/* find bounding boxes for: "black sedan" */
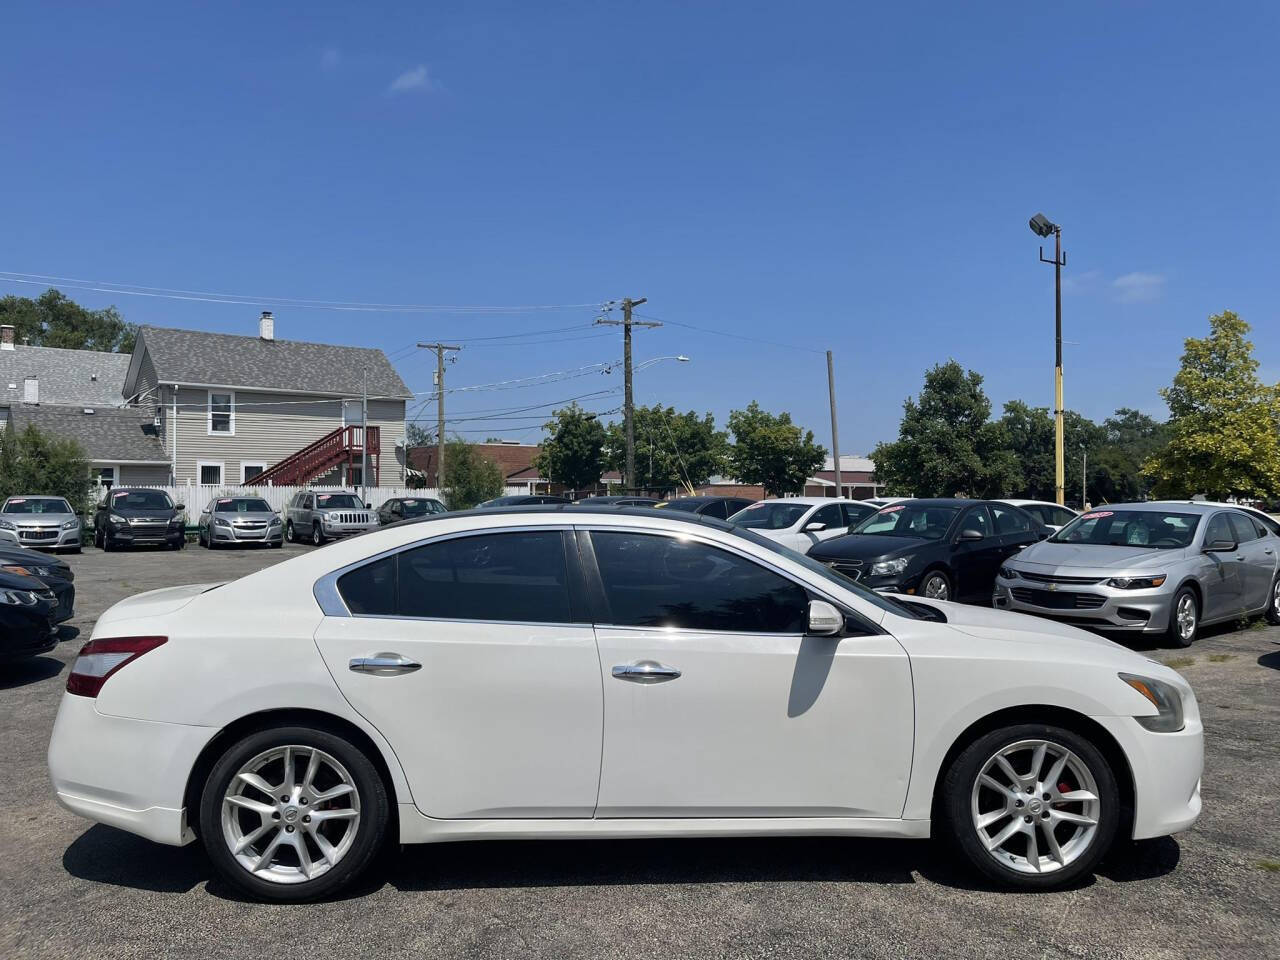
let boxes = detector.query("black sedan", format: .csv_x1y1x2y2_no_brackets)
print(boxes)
476,495,572,508
808,499,1047,603
653,495,755,520
0,544,74,624
0,567,59,663
377,497,447,524
572,496,660,507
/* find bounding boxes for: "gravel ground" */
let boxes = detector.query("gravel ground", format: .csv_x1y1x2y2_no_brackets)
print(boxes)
1,543,1277,959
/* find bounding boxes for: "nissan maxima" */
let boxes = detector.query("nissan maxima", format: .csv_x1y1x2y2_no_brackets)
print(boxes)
49,506,1202,901
994,502,1280,646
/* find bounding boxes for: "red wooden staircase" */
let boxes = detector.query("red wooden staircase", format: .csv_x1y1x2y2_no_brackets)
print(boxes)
243,425,380,487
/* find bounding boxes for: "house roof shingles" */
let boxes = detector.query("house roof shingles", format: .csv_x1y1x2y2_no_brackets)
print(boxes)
132,326,412,399
8,404,167,463
0,345,130,407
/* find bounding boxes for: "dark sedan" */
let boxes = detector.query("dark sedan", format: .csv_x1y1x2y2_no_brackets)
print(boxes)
0,567,59,663
572,496,660,507
0,544,75,623
378,497,448,524
476,495,572,508
808,499,1047,603
653,495,755,520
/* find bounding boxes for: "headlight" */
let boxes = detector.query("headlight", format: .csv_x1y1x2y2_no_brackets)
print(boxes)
170,517,184,527
269,516,282,526
0,519,15,530
109,514,127,525
870,557,910,577
1106,574,1167,590
214,518,231,527
0,589,39,606
998,565,1018,580
61,519,80,530
1119,673,1185,732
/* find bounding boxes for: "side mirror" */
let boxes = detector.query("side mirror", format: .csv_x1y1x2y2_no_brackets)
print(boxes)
1204,538,1237,553
803,521,827,532
365,501,372,509
174,503,185,510
958,528,984,542
807,598,844,637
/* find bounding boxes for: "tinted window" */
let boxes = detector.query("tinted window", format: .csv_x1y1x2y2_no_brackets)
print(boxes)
109,489,174,511
728,499,753,514
1227,513,1258,544
960,506,992,536
591,531,808,633
810,504,843,529
701,500,729,519
854,503,958,539
659,499,704,513
1051,507,1077,527
730,501,810,529
842,502,874,527
337,555,396,615
991,503,1033,535
1205,514,1234,546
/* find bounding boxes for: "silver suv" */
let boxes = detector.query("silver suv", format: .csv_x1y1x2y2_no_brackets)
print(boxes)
284,491,377,546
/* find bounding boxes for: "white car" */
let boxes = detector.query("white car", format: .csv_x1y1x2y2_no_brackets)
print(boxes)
48,506,1203,901
865,496,912,509
727,497,877,553
998,499,1080,532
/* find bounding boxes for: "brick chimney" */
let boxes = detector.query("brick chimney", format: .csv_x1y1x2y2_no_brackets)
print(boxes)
259,311,275,341
0,324,14,350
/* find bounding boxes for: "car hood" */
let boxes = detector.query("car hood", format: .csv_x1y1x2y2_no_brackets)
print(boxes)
94,582,224,633
2,513,75,523
810,534,927,561
1014,540,1182,571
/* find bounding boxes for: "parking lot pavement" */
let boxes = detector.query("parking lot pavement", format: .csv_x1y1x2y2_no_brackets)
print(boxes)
1,545,1278,959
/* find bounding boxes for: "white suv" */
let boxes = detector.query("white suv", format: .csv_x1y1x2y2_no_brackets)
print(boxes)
727,497,876,553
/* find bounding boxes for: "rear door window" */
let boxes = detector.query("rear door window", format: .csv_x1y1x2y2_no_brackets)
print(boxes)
991,503,1033,535
809,504,843,530
1228,513,1259,543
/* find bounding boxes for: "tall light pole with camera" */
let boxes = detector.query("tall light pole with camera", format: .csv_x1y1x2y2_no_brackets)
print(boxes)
1030,212,1066,505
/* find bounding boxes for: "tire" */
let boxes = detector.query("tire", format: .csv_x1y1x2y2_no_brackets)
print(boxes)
921,569,953,602
1266,576,1280,626
94,527,103,549
285,520,295,543
1166,586,1199,648
198,725,389,903
311,522,325,547
940,722,1119,890
102,532,115,553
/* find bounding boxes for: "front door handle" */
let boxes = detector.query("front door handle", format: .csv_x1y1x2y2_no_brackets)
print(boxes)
612,660,682,684
349,653,422,676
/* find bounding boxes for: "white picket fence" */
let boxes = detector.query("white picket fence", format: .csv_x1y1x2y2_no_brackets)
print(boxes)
124,483,525,515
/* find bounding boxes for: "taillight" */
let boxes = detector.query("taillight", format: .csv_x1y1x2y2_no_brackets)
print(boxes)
66,636,167,697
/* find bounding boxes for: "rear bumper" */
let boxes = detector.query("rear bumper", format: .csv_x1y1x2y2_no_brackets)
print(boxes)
47,693,217,846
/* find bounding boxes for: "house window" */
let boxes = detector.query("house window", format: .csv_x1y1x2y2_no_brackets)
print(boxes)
208,391,234,435
241,462,267,483
91,466,116,489
198,461,224,486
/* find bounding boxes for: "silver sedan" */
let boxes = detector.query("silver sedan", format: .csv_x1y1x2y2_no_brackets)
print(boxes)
0,496,83,552
993,501,1280,647
198,496,284,549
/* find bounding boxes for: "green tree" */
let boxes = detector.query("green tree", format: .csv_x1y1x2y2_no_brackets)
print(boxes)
405,421,433,447
1145,311,1280,500
726,401,825,497
872,361,1019,498
603,406,728,494
1091,408,1169,503
0,423,94,515
440,440,505,509
0,288,136,352
994,401,1106,503
535,403,606,492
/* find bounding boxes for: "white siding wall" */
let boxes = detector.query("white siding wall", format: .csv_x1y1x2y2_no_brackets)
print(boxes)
160,386,405,486
121,484,523,516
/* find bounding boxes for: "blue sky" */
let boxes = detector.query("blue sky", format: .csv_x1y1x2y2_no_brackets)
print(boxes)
3,1,1277,454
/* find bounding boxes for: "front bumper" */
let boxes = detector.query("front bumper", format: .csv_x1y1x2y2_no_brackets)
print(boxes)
1095,714,1204,839
49,582,75,623
209,523,283,544
993,578,1174,633
47,693,218,846
322,523,378,538
0,526,82,549
0,609,58,661
107,524,184,547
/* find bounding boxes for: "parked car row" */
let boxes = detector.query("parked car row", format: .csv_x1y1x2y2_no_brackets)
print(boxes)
0,540,75,662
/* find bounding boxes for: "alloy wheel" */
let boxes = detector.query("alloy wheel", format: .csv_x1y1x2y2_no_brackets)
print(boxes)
1176,593,1197,643
923,574,950,600
220,745,361,885
970,738,1100,874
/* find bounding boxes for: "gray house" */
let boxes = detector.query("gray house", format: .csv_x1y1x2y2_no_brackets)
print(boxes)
122,313,412,487
0,324,168,485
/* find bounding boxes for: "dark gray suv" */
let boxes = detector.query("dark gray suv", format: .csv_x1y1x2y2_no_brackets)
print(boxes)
93,488,186,551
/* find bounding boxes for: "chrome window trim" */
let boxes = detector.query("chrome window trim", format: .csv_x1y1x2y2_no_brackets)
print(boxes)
312,524,575,618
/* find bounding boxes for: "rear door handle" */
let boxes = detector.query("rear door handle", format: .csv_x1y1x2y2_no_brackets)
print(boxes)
349,653,422,676
612,660,682,684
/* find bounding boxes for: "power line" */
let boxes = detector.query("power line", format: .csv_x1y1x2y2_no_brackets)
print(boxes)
633,311,824,355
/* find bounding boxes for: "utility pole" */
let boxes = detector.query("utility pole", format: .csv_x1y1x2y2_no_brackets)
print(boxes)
1080,444,1088,510
417,343,461,493
826,350,841,498
360,370,368,502
596,298,658,492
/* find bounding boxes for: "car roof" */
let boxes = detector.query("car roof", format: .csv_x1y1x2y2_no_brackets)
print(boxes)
1087,501,1227,515
752,497,855,507
396,502,738,532
999,499,1075,509
888,498,991,508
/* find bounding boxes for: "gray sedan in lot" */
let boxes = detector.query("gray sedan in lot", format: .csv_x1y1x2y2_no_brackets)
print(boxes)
197,496,284,548
994,501,1280,647
0,496,82,552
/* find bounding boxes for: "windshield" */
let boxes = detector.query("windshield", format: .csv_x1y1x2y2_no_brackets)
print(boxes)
730,526,920,620
316,494,363,509
851,503,958,540
729,501,811,529
212,498,273,513
3,498,73,514
110,490,174,511
1050,509,1200,549
400,499,445,517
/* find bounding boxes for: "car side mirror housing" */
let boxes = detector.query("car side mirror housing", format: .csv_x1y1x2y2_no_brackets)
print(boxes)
807,598,844,637
1204,538,1237,553
803,521,827,532
958,528,984,542
365,501,372,509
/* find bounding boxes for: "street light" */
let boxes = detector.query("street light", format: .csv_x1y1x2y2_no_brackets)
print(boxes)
1030,212,1067,505
1079,442,1087,510
634,355,690,372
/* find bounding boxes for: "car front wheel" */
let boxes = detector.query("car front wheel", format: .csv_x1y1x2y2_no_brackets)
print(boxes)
921,570,952,601
198,726,389,903
311,523,324,547
1167,587,1199,648
940,723,1118,889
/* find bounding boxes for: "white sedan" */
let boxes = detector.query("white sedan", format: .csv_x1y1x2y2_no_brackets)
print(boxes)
727,497,877,553
48,506,1203,901
998,499,1080,532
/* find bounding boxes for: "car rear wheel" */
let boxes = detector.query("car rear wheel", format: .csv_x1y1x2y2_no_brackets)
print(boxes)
1167,587,1198,648
1266,576,1280,626
311,523,324,547
921,570,952,601
198,726,389,903
940,723,1118,889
